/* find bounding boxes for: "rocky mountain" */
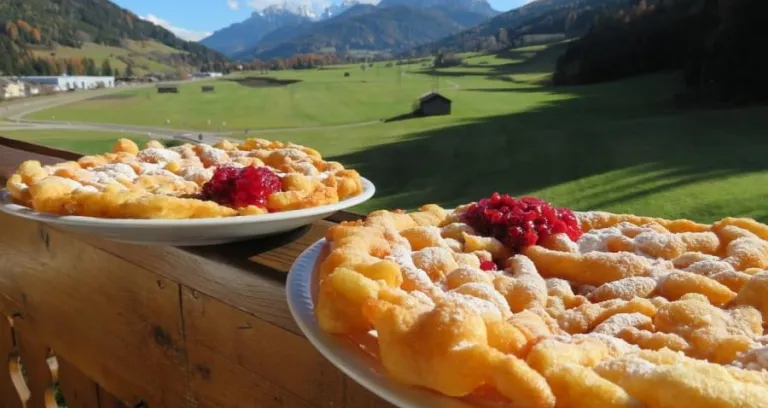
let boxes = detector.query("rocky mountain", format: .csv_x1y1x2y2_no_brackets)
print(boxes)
412,0,632,54
379,0,499,17
232,0,498,60
201,6,314,57
321,0,365,19
0,0,224,76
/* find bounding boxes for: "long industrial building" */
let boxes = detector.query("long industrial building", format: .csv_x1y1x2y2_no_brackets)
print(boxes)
19,76,115,91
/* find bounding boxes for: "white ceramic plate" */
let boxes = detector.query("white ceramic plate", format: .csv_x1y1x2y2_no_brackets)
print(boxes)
286,239,477,408
0,178,374,246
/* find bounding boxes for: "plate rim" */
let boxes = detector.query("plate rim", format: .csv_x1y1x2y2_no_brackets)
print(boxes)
0,177,374,227
286,239,476,408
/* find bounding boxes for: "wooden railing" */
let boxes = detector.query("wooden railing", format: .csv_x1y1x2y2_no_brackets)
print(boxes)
0,136,384,408
0,314,127,408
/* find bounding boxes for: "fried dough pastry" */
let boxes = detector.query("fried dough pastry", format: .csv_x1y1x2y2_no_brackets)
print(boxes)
595,350,768,408
6,138,364,218
315,199,768,407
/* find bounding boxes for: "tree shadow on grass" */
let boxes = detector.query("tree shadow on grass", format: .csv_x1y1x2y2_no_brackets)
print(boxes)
384,112,422,123
329,75,768,220
417,43,571,82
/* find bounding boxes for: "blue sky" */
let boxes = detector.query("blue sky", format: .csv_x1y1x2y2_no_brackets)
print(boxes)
112,0,529,41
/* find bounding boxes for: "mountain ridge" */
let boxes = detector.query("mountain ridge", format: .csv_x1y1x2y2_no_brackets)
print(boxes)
411,0,632,54
200,8,313,57
204,0,498,59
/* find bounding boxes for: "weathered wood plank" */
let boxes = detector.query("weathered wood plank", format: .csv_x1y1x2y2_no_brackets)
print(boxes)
97,386,128,408
57,357,100,408
187,344,315,408
0,315,23,408
182,288,349,408
0,214,188,408
14,325,55,408
0,137,81,162
345,379,396,408
74,222,332,337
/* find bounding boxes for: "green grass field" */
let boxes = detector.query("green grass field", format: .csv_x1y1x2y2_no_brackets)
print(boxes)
31,40,189,76
2,130,149,155
14,44,768,222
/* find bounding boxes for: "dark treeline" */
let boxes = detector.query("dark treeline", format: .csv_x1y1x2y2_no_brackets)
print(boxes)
245,53,354,71
553,0,768,104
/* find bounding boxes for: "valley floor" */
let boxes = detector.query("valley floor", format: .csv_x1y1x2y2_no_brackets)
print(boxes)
7,44,768,222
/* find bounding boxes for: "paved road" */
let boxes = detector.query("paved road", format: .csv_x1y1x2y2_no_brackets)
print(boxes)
0,80,386,146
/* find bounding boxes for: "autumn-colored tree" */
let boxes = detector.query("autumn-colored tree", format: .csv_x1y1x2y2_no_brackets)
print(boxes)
32,28,42,43
5,21,19,41
70,57,85,75
55,59,67,76
16,20,33,34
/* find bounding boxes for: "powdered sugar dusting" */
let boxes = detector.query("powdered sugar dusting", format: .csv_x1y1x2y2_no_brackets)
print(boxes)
386,244,434,291
579,333,640,354
734,346,768,371
137,148,181,163
597,356,657,377
413,247,455,274
74,185,99,194
686,260,735,277
578,227,624,253
592,313,652,336
136,162,167,175
451,282,511,318
292,161,320,177
179,167,214,184
441,291,503,322
591,277,657,301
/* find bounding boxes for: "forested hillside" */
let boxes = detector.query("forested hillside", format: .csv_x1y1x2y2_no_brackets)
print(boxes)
412,0,632,54
0,0,225,75
553,0,768,103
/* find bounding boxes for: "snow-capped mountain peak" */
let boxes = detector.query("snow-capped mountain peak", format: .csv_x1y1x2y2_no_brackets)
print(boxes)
321,0,362,20
259,2,320,20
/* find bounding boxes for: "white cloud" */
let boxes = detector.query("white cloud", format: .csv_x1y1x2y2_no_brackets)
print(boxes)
141,14,212,42
228,0,240,10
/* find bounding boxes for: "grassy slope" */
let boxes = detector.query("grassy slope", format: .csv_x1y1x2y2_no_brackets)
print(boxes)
1,130,149,155
31,40,188,76
20,43,768,222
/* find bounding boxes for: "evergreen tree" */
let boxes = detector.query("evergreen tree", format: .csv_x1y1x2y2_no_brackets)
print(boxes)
125,64,134,77
101,59,113,76
65,59,75,76
84,58,98,76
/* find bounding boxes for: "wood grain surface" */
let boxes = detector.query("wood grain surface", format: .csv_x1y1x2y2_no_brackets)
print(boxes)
0,315,24,408
14,325,56,408
57,357,102,408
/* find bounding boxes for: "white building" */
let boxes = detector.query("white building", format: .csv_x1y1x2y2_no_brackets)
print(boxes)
192,72,223,78
20,76,115,92
0,78,26,99
26,85,40,96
